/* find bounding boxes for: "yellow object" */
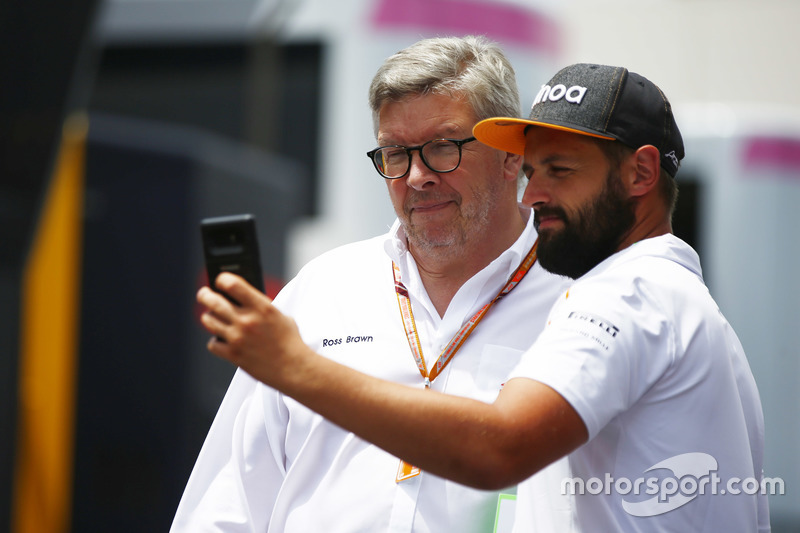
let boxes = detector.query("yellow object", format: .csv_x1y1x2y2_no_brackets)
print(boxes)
13,113,88,533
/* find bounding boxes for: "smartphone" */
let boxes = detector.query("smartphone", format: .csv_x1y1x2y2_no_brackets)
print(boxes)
201,214,265,305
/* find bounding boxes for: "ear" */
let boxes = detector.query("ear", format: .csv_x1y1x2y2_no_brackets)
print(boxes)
502,151,523,183
628,145,661,198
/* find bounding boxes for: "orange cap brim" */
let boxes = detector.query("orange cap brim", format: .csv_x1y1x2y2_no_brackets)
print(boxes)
473,117,616,155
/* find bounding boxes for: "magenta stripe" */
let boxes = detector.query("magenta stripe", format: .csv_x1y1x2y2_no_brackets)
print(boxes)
743,136,800,176
370,0,560,55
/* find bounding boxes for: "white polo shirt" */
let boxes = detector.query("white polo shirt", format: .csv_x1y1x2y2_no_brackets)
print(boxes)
172,211,577,532
510,234,770,532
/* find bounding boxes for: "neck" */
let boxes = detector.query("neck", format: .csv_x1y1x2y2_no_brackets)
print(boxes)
616,200,672,253
410,206,528,317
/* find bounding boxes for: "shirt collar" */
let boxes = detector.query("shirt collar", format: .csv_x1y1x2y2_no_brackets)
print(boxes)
580,233,703,284
383,218,409,265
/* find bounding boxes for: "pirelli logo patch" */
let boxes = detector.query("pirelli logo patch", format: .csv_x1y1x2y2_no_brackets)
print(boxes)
566,311,619,351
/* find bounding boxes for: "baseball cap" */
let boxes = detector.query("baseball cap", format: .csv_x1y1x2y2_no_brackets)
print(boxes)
473,63,684,177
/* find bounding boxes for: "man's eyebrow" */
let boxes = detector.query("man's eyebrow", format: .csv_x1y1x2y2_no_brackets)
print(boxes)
541,154,573,165
378,127,466,146
524,154,573,170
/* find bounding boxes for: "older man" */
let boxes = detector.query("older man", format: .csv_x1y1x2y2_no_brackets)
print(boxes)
175,36,573,532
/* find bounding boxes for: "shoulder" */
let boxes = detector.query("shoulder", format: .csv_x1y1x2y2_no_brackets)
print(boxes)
538,235,707,362
568,234,703,308
295,232,391,278
274,232,393,307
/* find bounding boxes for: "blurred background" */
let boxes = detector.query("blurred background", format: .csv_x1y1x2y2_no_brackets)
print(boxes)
1,0,798,531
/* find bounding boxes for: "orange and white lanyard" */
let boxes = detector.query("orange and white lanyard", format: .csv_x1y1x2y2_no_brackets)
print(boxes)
391,239,538,482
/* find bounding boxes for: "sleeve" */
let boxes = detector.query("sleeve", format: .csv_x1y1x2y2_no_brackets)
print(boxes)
509,272,675,439
169,263,321,531
170,369,289,532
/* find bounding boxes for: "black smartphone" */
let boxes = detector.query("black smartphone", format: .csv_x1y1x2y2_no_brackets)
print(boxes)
201,214,265,304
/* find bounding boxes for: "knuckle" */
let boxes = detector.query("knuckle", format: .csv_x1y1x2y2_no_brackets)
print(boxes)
238,314,261,336
226,328,243,345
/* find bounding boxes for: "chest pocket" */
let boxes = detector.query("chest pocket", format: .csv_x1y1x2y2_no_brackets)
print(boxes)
473,344,525,402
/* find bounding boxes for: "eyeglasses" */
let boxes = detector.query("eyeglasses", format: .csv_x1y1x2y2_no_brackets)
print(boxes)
366,137,477,179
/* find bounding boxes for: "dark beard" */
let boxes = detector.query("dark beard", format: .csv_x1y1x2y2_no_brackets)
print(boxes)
535,171,636,279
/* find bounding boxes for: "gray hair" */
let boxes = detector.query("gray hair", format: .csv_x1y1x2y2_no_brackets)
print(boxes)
368,35,521,136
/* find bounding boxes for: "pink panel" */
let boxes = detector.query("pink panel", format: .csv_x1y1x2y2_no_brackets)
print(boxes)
743,136,800,176
370,0,560,56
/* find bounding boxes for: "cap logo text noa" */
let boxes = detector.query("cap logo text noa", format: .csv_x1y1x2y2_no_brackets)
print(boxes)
532,83,587,108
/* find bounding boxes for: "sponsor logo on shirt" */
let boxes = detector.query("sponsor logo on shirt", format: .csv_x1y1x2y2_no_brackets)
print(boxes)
565,311,619,351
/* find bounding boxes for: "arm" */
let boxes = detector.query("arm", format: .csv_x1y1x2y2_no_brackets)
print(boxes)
198,272,588,490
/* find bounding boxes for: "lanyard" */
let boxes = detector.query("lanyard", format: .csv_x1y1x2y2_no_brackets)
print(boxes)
391,239,538,483
392,239,539,389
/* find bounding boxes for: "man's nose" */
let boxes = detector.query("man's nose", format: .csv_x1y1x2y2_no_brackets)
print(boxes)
405,152,439,190
521,174,549,207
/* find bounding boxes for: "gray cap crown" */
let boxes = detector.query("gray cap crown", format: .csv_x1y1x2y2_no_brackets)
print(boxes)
529,63,684,176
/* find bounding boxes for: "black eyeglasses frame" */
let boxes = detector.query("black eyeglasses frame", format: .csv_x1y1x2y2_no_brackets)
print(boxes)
366,136,477,179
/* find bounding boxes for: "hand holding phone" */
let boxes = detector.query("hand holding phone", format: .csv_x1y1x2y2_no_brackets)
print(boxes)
201,214,265,305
